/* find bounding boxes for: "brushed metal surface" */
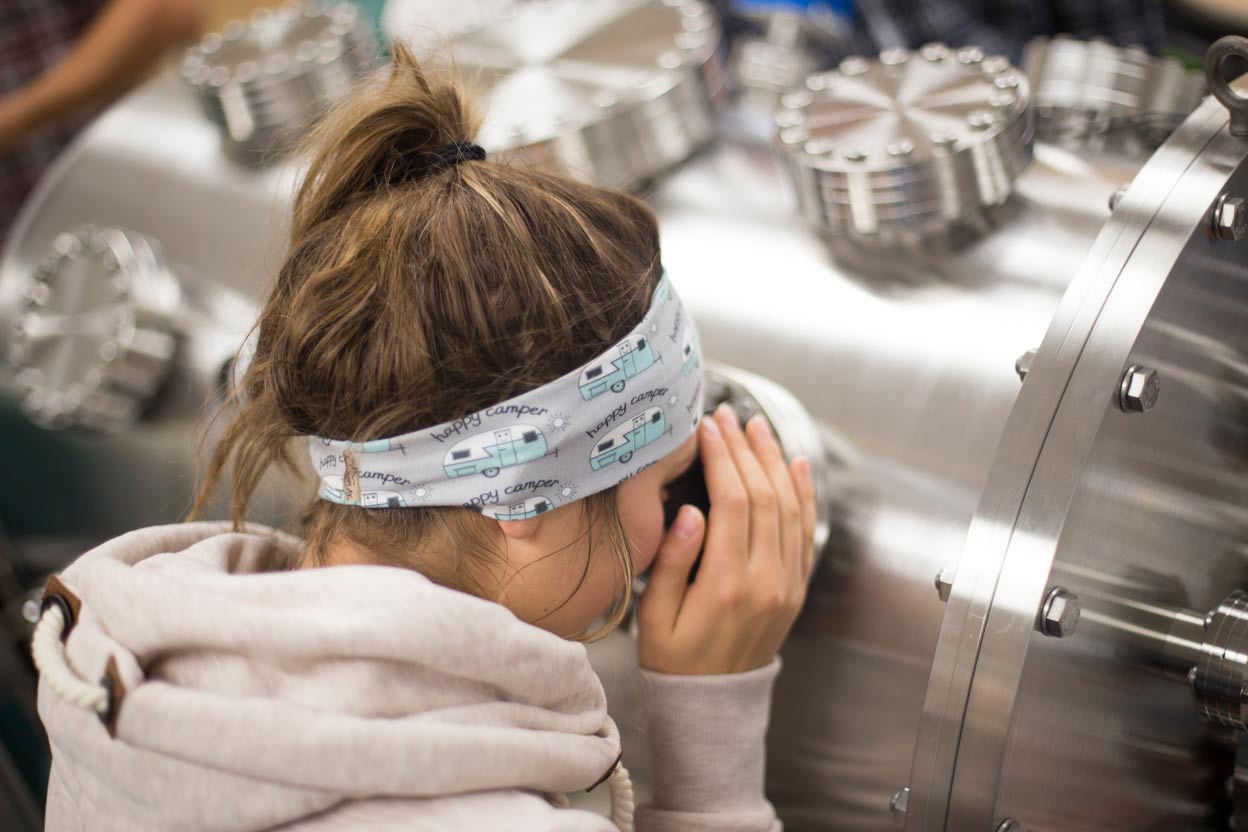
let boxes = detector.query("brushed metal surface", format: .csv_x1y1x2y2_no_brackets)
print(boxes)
906,78,1248,831
0,44,1142,832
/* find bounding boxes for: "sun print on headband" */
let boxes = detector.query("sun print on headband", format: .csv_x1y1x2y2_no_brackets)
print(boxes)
547,412,572,432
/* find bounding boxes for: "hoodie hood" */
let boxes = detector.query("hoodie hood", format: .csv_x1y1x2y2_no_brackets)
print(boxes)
39,522,620,831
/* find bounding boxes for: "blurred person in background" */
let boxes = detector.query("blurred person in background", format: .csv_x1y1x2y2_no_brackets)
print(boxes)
0,0,202,241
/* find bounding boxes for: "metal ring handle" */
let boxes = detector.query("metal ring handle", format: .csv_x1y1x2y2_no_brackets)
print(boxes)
1207,36,1248,138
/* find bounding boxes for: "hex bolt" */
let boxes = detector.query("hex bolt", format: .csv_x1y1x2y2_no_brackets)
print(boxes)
1117,364,1160,413
1015,348,1037,381
1213,194,1247,241
890,787,909,825
1041,587,1080,638
935,565,956,602
1108,185,1127,212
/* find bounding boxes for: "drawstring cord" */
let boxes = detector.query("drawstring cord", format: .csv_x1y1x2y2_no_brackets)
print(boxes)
608,763,635,832
30,606,110,714
34,603,637,831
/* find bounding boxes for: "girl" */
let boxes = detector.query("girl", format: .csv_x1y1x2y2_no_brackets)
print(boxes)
33,45,815,831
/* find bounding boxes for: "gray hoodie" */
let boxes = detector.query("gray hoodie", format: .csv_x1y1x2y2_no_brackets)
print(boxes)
38,523,781,831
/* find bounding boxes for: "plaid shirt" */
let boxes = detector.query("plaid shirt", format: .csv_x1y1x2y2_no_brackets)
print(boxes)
0,0,106,242
844,0,1165,62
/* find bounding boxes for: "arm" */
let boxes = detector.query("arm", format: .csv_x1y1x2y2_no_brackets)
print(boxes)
0,0,202,155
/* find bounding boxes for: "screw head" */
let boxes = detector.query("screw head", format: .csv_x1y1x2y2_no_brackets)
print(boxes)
996,820,1026,832
1213,194,1247,241
890,787,909,825
935,565,956,602
1041,587,1080,638
1108,185,1128,212
1015,348,1037,381
1118,364,1160,413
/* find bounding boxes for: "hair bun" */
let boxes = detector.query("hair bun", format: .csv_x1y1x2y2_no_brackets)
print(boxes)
373,137,486,188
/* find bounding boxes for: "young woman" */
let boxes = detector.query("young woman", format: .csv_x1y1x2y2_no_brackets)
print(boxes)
33,46,814,831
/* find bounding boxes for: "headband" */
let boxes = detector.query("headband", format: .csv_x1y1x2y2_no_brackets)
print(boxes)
307,274,704,520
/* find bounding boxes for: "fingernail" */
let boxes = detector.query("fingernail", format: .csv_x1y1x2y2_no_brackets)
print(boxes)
701,417,720,438
750,414,772,438
715,402,735,421
673,506,698,540
795,457,811,478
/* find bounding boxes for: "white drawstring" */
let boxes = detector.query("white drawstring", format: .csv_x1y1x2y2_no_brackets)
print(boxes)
30,606,109,715
608,763,635,832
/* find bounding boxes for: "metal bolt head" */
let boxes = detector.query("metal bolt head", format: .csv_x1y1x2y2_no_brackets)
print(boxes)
1213,194,1247,241
1041,587,1080,638
1118,364,1160,413
890,787,909,825
935,565,956,602
1108,185,1128,212
1015,348,1037,381
996,820,1026,832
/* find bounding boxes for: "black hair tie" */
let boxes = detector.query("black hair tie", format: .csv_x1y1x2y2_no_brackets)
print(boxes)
373,137,488,189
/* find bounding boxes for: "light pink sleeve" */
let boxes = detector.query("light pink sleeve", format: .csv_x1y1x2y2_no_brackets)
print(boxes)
635,658,783,832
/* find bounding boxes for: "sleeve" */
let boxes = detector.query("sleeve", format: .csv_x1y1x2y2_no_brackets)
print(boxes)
634,658,783,832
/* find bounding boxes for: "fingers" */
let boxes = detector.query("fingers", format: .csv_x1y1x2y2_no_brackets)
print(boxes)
712,406,779,567
791,457,817,583
695,413,749,577
637,505,706,634
745,414,801,581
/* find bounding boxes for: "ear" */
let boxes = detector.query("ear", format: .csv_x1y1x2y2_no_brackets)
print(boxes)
496,517,542,540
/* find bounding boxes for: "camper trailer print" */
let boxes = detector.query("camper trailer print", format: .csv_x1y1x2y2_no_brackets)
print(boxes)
486,496,554,521
590,407,666,471
579,333,656,400
681,325,700,376
320,476,409,507
443,425,548,479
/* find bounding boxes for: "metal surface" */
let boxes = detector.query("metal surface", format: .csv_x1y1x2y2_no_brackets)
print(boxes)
392,0,727,189
1023,36,1206,151
183,2,377,157
0,18,1173,832
1194,591,1248,732
775,45,1034,245
904,67,1248,832
7,226,180,432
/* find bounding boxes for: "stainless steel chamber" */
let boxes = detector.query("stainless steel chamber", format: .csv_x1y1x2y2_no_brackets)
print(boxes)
2,5,1244,831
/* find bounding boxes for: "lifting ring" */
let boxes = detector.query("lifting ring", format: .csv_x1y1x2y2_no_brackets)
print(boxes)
1207,36,1248,139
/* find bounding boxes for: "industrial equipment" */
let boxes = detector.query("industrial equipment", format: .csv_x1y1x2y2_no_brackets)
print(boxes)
1,2,1245,829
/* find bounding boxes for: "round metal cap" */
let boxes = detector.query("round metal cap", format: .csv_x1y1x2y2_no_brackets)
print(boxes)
183,2,377,157
398,0,725,189
8,226,181,432
776,43,1034,245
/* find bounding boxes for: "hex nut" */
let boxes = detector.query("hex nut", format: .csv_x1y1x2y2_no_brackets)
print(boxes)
890,787,909,825
1015,348,1037,381
1041,588,1080,638
935,566,956,602
1213,194,1247,241
1118,365,1160,413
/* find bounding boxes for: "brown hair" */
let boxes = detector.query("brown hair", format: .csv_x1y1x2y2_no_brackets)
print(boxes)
193,44,662,638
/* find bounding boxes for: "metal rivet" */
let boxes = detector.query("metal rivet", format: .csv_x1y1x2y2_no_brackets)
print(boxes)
1041,588,1080,638
658,51,683,69
957,46,985,65
1118,364,1160,413
996,820,1026,832
880,48,909,66
989,90,1018,109
780,91,813,110
843,147,868,162
803,138,837,156
1015,348,1037,381
993,73,1022,90
1212,194,1247,241
890,787,909,825
930,131,958,149
967,110,995,130
779,127,810,145
982,55,1010,73
886,139,915,157
920,42,950,61
806,72,837,91
935,566,956,602
774,108,804,128
840,56,870,76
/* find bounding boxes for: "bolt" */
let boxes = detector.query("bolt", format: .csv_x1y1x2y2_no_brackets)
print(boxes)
886,139,915,158
1188,666,1199,688
1041,588,1080,638
1108,185,1128,211
967,110,995,131
890,787,909,825
1212,194,1247,241
1117,365,1160,413
840,56,870,77
1015,348,1037,381
996,820,1026,832
935,565,956,602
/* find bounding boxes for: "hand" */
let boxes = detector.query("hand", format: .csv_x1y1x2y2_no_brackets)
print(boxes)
637,404,816,675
